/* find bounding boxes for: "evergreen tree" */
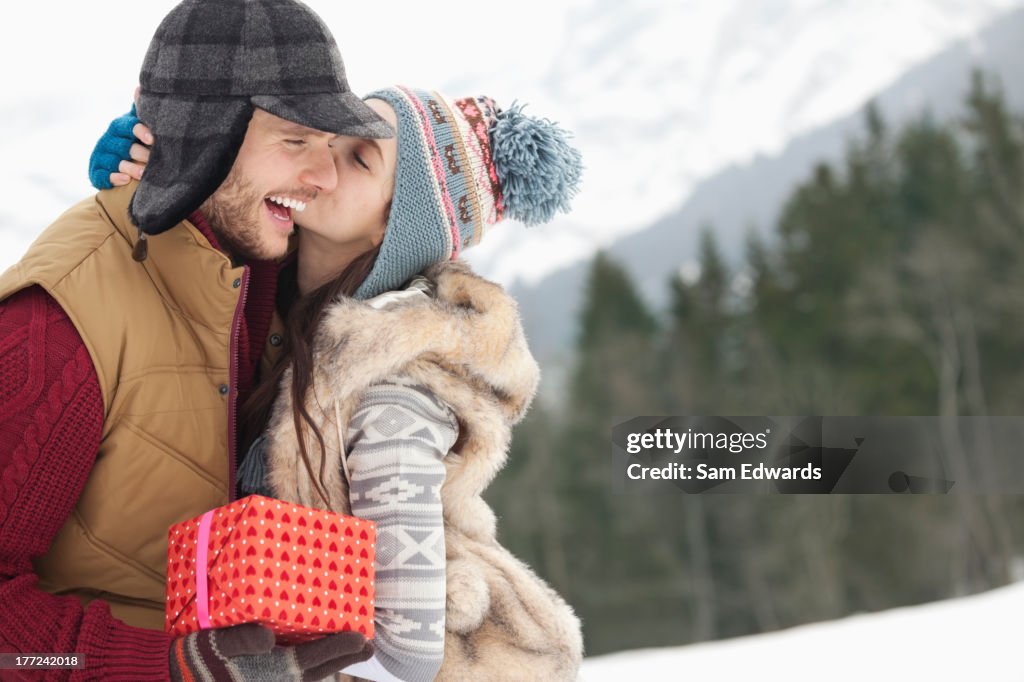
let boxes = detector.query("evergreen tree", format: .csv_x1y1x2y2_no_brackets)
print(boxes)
485,70,1024,657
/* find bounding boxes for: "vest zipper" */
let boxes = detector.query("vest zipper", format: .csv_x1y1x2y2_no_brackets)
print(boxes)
228,266,251,501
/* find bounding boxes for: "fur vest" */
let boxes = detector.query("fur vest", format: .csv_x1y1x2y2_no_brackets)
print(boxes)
264,259,583,681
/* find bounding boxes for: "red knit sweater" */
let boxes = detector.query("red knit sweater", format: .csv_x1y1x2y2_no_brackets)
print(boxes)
0,212,279,680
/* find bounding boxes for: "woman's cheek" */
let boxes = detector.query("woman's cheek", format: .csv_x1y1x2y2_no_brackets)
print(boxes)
299,199,332,232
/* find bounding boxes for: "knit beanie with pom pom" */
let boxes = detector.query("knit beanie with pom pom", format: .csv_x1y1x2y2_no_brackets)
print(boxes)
352,86,582,300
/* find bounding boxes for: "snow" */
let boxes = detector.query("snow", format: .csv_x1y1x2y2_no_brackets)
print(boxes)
1,1,1021,287
580,581,1024,681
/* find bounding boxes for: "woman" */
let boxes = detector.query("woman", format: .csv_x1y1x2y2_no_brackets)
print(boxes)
92,86,584,681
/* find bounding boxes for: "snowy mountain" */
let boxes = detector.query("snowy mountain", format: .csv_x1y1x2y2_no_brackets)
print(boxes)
510,4,1024,370
463,0,1024,287
581,579,1024,681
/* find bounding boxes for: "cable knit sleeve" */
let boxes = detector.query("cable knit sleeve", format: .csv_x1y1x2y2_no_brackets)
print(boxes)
0,285,172,681
337,379,457,682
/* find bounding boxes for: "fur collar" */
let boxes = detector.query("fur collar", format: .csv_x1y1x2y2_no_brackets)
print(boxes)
266,259,539,539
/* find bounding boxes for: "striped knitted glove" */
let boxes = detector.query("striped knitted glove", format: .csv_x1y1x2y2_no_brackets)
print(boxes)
169,622,373,682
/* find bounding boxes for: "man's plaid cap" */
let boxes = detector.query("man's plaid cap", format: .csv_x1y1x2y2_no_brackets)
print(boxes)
130,0,394,239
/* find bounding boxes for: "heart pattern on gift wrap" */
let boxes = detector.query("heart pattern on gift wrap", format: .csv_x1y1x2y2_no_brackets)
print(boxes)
165,495,376,644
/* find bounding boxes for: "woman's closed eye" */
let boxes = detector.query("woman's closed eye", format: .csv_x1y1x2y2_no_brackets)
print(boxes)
354,151,370,171
284,138,307,147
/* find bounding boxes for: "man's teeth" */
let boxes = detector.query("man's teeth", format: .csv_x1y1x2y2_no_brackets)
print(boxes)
267,196,307,213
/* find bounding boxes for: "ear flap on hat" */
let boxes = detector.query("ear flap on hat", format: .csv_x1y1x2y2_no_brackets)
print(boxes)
129,94,255,237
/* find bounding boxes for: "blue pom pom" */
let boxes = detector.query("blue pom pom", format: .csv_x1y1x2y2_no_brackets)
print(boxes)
490,104,582,226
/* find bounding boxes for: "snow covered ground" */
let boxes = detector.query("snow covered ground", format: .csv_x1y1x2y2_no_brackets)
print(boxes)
581,581,1024,681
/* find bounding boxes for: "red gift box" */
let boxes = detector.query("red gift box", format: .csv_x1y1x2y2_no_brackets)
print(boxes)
165,495,375,643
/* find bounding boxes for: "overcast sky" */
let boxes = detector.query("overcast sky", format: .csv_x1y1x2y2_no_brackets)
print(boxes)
1,1,577,111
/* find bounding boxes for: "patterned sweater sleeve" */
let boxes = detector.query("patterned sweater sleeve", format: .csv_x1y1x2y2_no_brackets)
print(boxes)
336,379,457,682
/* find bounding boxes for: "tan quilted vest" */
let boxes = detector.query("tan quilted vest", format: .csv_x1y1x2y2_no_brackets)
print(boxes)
0,183,279,630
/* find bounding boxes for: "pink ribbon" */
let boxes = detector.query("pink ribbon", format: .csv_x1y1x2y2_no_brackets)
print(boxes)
196,510,214,630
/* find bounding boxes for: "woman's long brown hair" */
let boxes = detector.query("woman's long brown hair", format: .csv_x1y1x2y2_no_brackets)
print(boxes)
241,241,382,509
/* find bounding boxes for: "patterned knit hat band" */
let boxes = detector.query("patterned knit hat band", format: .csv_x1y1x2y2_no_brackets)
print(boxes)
449,94,506,237
397,88,506,258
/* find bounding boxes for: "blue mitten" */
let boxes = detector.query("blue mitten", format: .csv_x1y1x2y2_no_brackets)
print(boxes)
88,105,141,190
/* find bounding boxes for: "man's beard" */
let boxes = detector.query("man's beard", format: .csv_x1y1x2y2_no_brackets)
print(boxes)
199,166,273,262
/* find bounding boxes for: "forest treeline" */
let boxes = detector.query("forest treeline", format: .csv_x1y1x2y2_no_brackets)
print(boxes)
486,71,1024,655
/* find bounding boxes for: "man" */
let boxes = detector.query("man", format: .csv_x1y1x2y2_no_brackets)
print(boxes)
0,1,392,679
